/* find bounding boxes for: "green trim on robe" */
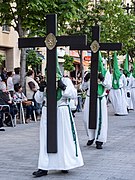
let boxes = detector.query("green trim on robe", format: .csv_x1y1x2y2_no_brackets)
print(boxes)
112,52,122,89
96,96,103,139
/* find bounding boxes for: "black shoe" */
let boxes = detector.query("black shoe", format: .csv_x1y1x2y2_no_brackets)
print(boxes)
114,114,121,116
0,128,5,131
61,170,69,174
33,169,48,177
87,139,94,146
4,121,13,127
96,144,103,149
96,141,103,149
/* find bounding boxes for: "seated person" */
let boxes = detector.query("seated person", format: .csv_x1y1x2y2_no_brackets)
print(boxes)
0,81,17,127
13,83,34,123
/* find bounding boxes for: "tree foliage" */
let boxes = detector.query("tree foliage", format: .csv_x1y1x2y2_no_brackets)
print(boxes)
63,55,75,71
66,0,135,58
0,0,134,86
0,54,5,66
26,50,42,68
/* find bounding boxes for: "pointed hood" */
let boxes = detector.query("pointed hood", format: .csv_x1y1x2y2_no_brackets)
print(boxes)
98,51,107,76
123,53,130,77
112,51,122,89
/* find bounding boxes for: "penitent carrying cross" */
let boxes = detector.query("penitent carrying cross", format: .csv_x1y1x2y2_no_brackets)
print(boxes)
70,25,122,130
18,14,87,153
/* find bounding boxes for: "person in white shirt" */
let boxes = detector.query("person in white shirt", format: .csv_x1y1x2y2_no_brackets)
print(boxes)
7,71,14,97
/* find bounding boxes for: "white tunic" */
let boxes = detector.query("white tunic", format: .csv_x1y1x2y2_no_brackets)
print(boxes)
125,75,134,110
109,74,128,115
131,75,135,110
83,70,112,143
34,77,84,170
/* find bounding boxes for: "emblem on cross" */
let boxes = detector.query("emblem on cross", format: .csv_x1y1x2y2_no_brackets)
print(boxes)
45,33,57,50
90,40,100,53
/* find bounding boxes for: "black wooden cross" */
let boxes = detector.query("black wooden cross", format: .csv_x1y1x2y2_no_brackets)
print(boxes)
70,25,122,129
18,14,87,153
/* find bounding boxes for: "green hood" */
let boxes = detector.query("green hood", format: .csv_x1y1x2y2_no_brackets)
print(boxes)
123,53,130,77
112,52,121,89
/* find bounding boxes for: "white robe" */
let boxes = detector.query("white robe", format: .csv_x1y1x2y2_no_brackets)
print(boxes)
34,77,84,170
82,70,112,143
125,75,133,110
109,74,128,115
131,75,135,110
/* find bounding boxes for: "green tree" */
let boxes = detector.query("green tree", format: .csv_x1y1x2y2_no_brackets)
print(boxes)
66,0,135,59
63,54,75,71
0,54,5,66
0,0,85,89
26,49,42,70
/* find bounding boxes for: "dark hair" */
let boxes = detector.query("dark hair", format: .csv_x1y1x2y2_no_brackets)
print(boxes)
7,71,13,77
26,69,34,76
14,67,20,74
14,83,21,92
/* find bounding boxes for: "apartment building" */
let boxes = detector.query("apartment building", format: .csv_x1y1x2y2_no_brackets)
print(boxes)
0,25,20,72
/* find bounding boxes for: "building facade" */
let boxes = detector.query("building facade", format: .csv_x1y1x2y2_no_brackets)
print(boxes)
0,25,20,72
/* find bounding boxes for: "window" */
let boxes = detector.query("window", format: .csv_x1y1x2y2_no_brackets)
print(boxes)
2,25,10,33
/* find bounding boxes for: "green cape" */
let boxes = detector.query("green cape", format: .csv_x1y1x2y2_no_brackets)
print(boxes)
98,51,107,96
56,57,63,101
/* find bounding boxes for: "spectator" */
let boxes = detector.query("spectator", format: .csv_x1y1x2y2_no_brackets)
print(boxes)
13,83,33,123
0,81,17,127
26,69,39,120
7,71,14,97
1,67,7,82
12,67,20,85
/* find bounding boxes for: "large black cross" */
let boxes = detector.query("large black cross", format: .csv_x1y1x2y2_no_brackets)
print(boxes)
70,26,122,129
18,14,87,153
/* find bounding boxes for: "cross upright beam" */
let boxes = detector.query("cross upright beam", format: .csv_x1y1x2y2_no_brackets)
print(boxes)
71,25,122,129
18,14,87,153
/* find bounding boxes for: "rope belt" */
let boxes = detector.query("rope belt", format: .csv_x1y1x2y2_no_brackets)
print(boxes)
58,104,78,157
96,96,103,139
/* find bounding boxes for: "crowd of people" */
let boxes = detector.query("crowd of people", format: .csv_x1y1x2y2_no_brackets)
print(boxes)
0,67,44,131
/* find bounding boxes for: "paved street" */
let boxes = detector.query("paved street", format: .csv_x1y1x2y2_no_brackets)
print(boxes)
0,103,135,180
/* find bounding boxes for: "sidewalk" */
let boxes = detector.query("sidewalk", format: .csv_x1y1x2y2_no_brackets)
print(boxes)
0,103,135,180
